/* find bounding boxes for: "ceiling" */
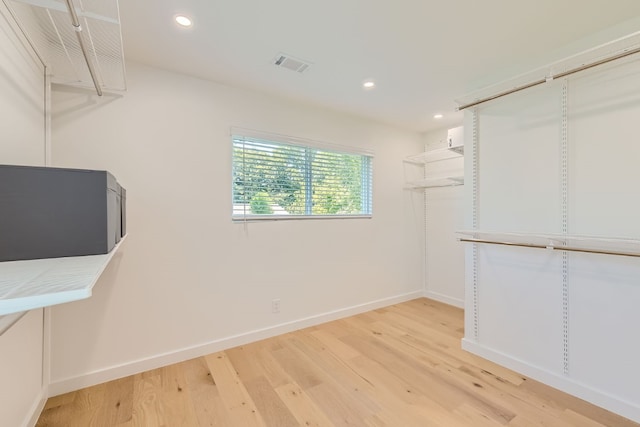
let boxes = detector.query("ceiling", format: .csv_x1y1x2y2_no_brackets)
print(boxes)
117,1,640,133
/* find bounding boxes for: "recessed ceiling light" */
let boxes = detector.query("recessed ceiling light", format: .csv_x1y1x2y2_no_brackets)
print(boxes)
434,114,444,119
363,80,376,89
175,15,193,27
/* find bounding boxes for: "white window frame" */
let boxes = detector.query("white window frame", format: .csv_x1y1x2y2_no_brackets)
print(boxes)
231,128,373,221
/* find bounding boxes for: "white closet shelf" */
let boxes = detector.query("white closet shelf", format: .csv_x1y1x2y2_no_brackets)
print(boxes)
405,176,464,189
9,0,126,93
0,235,126,316
404,147,464,165
404,146,464,189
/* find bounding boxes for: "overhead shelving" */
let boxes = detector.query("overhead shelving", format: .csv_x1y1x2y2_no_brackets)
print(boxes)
6,0,126,93
404,146,464,190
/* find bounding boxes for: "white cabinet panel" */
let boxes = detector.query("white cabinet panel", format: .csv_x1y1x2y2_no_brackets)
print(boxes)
569,252,640,406
477,245,564,373
478,84,562,233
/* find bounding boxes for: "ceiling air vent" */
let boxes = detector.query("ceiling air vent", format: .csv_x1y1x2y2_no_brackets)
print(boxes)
273,53,311,73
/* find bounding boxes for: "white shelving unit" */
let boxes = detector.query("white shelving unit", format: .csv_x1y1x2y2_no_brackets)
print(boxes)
8,0,127,93
404,147,464,165
405,176,464,189
0,236,126,320
404,147,464,189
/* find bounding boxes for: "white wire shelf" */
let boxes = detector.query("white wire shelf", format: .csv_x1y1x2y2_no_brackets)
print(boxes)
0,235,126,317
404,144,465,189
8,0,126,92
405,176,464,189
404,147,464,165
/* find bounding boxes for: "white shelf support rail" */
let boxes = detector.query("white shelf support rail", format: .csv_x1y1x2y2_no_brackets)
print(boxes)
560,79,570,375
470,108,479,341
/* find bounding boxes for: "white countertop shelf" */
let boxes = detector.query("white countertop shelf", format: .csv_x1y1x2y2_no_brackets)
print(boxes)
0,236,126,316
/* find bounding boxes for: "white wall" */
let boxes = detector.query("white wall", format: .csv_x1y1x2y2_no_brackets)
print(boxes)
420,129,465,307
0,3,45,165
0,311,45,426
0,2,47,426
462,59,640,423
49,61,424,393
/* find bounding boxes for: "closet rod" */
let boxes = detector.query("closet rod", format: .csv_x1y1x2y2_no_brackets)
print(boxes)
459,237,640,258
63,0,102,96
457,44,640,111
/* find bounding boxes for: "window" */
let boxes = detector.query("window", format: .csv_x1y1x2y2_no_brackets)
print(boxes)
232,132,373,220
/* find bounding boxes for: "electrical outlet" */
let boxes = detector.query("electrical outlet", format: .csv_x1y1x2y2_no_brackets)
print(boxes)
272,299,281,313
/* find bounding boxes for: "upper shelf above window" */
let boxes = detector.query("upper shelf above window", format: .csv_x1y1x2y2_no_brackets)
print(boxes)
8,0,126,92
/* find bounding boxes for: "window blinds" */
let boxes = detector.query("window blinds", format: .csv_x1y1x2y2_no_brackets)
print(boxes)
232,134,372,220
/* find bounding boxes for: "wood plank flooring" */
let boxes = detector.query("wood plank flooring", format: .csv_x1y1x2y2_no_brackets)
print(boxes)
36,298,639,426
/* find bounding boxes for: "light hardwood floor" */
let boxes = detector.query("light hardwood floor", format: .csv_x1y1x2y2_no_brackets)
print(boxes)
37,298,639,426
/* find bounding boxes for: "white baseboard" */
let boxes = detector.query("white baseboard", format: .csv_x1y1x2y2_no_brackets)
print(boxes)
49,290,423,396
24,385,47,427
423,290,464,308
462,338,640,424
